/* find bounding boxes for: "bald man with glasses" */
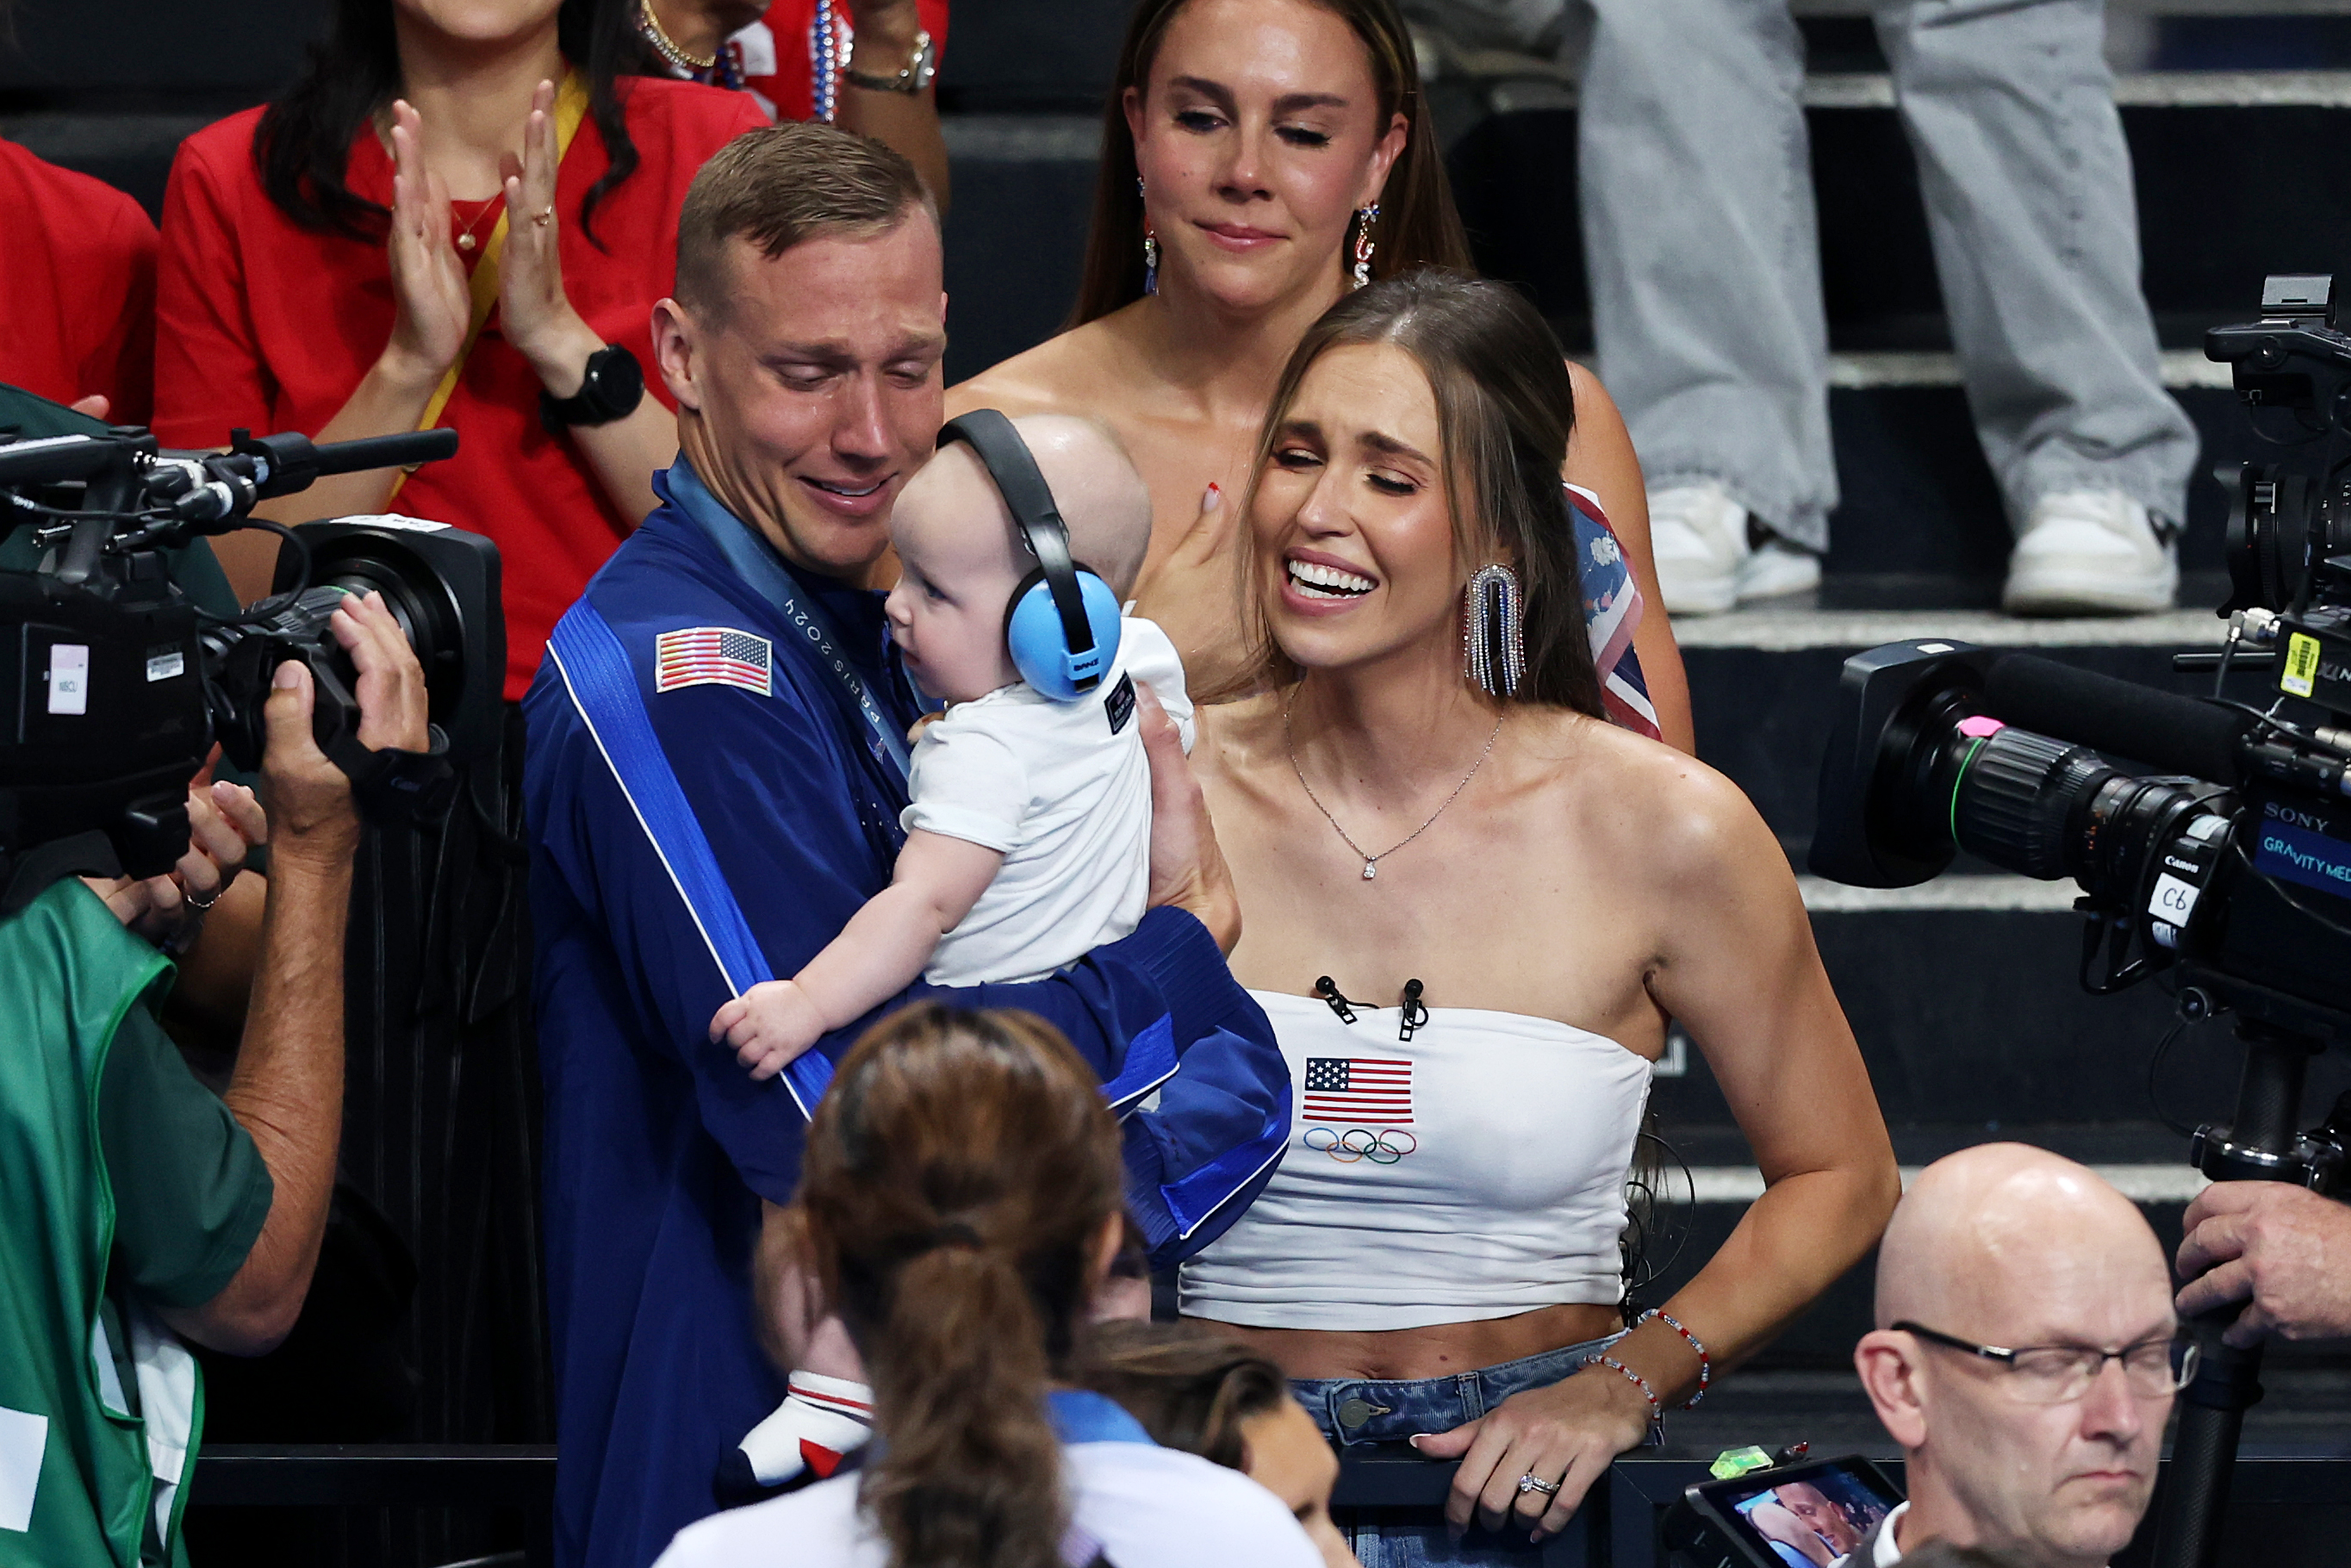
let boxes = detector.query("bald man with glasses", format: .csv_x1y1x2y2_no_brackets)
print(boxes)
1847,1146,2192,1568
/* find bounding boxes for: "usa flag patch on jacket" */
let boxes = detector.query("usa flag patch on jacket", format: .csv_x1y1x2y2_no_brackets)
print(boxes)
655,626,773,695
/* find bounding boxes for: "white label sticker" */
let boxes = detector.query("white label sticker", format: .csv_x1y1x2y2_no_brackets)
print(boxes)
47,644,88,716
146,650,185,682
336,513,449,533
0,1404,47,1531
2149,872,2202,925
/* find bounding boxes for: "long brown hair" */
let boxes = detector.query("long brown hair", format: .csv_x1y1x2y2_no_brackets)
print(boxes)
1073,1321,1290,1472
1220,269,1604,717
796,1004,1126,1568
1068,0,1473,327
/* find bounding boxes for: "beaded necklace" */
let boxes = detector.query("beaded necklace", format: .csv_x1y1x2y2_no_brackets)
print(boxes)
812,0,841,123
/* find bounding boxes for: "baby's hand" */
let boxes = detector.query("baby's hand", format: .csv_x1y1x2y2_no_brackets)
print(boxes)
711,980,828,1081
906,710,944,744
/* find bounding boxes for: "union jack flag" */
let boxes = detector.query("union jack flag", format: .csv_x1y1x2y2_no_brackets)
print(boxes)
1566,486,1663,743
656,626,773,695
1302,1056,1413,1124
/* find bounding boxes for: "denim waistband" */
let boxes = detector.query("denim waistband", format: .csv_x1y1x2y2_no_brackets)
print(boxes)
1291,1331,1626,1447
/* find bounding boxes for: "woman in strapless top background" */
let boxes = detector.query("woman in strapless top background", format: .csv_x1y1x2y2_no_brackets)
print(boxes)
944,0,1692,749
1181,271,1900,1562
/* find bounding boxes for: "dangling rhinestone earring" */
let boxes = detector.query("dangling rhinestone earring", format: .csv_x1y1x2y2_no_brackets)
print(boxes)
1139,176,1160,296
1464,563,1526,699
1351,202,1380,289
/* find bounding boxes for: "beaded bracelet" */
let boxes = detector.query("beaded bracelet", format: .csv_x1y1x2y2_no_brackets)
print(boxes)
1637,1307,1712,1409
1581,1353,1663,1426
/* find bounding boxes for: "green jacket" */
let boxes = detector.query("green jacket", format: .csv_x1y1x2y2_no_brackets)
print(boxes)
0,880,200,1566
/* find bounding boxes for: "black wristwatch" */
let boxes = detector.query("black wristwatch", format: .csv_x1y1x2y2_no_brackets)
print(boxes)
540,343,646,435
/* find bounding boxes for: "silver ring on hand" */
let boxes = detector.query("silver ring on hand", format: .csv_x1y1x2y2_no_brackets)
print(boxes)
183,882,224,912
1515,1473,1562,1498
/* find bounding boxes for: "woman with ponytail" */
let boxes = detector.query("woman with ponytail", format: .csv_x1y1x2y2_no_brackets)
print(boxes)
656,1004,1322,1568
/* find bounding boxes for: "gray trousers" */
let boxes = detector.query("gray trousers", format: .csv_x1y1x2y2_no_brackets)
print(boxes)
1575,0,2199,550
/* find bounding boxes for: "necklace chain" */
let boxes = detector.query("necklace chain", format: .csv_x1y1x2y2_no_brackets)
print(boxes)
1283,690,1502,881
639,0,718,72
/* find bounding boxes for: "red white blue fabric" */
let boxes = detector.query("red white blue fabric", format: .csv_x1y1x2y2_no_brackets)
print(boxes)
1567,483,1661,742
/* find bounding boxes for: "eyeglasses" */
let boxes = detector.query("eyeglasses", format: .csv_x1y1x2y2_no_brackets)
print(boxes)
1892,1321,2199,1404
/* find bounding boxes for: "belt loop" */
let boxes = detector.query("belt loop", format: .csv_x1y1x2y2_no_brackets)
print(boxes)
1457,1368,1483,1422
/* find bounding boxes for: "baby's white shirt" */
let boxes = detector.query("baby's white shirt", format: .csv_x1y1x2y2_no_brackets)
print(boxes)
900,616,1192,986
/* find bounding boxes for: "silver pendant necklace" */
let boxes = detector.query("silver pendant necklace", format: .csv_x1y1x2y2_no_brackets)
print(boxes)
1283,688,1502,880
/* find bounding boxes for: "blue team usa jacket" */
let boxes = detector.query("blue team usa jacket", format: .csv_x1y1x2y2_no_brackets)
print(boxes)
522,460,1293,1568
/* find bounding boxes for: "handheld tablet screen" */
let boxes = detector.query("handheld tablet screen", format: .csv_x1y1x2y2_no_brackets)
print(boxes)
1720,1461,1900,1566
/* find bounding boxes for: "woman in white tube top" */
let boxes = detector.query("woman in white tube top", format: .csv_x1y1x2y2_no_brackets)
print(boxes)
1183,271,1901,1565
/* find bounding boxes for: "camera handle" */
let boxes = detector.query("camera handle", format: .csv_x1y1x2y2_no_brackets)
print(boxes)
2152,1015,2341,1568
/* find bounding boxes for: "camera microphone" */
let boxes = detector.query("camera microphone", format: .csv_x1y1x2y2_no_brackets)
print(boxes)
1980,652,2254,786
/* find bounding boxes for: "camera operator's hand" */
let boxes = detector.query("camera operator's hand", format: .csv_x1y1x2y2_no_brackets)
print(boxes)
261,661,361,867
86,753,269,950
2177,1182,2351,1347
331,590,431,753
1139,681,1241,955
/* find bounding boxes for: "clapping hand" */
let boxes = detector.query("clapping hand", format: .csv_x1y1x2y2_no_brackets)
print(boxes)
499,78,605,399
383,99,474,392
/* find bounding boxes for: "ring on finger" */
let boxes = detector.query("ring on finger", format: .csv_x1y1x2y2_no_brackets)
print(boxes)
184,874,231,912
532,208,555,227
1515,1473,1562,1498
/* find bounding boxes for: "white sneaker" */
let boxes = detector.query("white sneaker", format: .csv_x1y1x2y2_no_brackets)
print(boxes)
1648,482,1749,615
2001,490,2178,616
1738,537,1823,603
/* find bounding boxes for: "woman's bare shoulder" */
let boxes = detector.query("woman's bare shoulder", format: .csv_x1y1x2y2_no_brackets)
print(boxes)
1526,710,1768,867
947,314,1141,419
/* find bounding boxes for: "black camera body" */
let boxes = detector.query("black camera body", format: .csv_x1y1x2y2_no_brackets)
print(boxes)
1809,638,2350,1040
0,419,498,888
1812,273,2351,1045
1807,273,2351,1568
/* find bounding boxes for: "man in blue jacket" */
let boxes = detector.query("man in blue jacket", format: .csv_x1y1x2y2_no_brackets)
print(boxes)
522,124,1291,1568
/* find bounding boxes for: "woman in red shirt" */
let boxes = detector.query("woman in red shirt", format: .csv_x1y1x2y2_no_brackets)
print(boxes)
155,0,766,700
0,137,158,425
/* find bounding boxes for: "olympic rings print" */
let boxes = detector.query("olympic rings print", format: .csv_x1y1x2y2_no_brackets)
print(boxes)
1303,1126,1418,1164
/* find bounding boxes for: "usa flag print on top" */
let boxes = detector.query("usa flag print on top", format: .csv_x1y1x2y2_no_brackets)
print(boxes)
1302,1057,1412,1124
656,626,773,696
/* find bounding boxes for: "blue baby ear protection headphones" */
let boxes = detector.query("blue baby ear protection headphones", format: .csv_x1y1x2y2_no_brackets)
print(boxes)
936,409,1123,702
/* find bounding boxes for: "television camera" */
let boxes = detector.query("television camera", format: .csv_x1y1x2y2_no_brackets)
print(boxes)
0,415,502,899
1810,275,2351,1568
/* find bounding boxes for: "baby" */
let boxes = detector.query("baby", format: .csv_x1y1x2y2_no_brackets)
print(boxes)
707,412,1189,1497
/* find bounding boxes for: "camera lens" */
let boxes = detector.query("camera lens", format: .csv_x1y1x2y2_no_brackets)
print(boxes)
1932,719,2223,907
2224,462,2350,613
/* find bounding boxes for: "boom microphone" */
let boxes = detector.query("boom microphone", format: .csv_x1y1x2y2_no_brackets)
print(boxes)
1981,651,2254,786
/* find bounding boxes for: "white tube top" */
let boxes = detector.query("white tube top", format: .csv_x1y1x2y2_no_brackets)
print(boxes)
1180,990,1654,1332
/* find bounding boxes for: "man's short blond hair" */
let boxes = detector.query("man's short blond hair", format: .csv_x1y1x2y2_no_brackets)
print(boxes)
675,121,935,317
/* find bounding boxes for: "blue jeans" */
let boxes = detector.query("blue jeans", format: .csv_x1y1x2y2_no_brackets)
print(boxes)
1292,1335,1630,1568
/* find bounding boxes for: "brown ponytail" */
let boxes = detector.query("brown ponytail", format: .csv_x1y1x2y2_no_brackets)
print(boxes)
798,1004,1127,1568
